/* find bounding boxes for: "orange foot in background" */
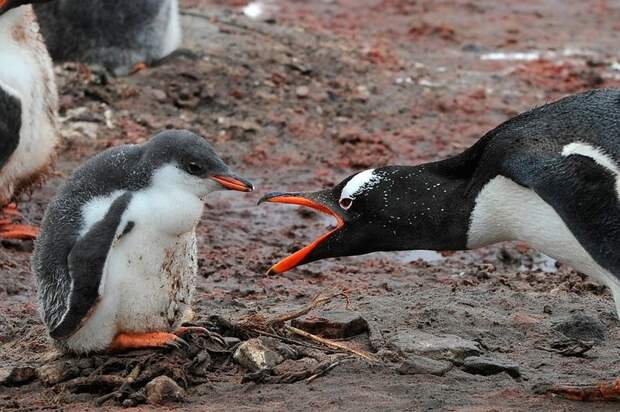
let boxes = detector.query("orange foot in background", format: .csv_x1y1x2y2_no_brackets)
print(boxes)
129,62,147,75
108,331,189,352
544,378,620,402
0,203,38,240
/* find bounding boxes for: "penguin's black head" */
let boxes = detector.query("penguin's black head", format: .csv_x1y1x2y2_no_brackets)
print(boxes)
0,0,53,15
143,129,254,195
260,167,424,274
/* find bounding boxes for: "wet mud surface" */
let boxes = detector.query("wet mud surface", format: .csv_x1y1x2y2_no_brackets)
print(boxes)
2,0,620,410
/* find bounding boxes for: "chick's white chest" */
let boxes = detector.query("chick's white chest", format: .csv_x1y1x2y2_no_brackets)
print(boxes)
106,187,203,331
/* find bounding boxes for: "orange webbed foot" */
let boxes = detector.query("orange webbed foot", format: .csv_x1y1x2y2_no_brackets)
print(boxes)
108,331,189,352
129,62,147,75
0,223,39,240
0,203,38,240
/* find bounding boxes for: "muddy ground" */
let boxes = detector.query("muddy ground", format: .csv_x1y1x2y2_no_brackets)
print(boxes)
2,0,620,410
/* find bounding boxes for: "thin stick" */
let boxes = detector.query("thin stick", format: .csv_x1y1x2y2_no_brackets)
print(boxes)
269,290,351,326
250,328,334,352
286,326,378,363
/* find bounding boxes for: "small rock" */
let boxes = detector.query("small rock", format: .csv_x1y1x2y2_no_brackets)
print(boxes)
38,360,80,386
296,86,310,98
273,358,319,376
233,337,296,372
291,310,369,339
552,313,606,343
0,366,37,386
223,337,241,348
151,89,168,102
398,355,453,376
145,376,185,405
462,356,521,379
388,331,482,363
355,85,371,101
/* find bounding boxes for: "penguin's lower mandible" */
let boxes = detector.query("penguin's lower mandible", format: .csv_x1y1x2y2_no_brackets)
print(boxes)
33,129,254,354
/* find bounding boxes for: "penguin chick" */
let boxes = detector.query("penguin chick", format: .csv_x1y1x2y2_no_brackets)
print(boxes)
33,129,254,353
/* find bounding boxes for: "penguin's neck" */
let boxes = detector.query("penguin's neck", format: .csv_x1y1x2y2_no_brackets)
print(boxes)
379,164,479,252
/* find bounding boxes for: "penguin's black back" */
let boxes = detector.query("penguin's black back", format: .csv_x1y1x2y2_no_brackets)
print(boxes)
426,89,620,188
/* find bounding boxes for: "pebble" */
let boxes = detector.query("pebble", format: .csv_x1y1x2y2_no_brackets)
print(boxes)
388,331,482,363
145,376,185,405
296,86,310,98
38,360,80,386
462,356,521,379
0,366,37,386
552,313,606,343
233,337,296,372
291,310,369,339
397,355,453,376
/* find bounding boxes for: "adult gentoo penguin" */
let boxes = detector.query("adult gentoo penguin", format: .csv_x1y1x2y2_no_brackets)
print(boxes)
33,0,181,76
260,89,620,316
0,0,58,239
33,130,254,353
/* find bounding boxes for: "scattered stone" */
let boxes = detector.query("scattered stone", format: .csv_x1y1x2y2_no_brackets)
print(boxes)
296,86,310,98
273,358,319,376
151,89,168,102
233,337,296,372
223,336,241,348
145,376,185,405
355,85,371,101
462,356,521,379
388,331,482,363
38,360,80,386
397,355,453,376
291,310,369,339
0,366,37,386
552,313,606,343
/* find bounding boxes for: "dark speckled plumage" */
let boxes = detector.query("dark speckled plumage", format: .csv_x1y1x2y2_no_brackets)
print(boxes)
263,89,620,281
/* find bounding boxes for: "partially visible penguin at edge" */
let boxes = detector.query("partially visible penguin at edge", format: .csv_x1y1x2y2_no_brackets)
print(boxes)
33,0,181,76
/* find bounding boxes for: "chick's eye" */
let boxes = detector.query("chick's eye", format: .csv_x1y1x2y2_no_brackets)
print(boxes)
186,162,204,176
339,197,353,210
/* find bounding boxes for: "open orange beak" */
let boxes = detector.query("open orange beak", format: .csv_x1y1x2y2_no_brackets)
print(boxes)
210,175,254,192
258,193,344,275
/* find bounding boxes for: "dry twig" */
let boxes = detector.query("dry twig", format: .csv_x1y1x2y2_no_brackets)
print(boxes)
286,326,378,363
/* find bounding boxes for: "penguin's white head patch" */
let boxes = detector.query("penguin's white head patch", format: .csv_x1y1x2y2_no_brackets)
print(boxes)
339,169,380,209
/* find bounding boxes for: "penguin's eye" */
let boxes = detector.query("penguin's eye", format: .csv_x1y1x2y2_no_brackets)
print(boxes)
186,162,204,176
339,197,353,210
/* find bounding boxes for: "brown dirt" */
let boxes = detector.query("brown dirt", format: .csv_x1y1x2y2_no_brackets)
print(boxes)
2,0,620,410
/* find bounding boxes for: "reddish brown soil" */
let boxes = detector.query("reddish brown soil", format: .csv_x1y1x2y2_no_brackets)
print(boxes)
2,0,620,410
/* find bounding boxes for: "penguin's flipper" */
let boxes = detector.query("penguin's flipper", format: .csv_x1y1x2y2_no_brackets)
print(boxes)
0,86,22,170
50,192,134,340
506,152,620,277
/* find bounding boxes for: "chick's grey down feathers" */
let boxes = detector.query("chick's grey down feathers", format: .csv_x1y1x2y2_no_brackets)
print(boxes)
32,130,231,338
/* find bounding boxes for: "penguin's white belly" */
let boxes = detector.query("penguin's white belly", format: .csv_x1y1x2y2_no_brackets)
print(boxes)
160,0,182,57
468,176,620,310
0,9,58,202
64,182,204,352
108,229,197,332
